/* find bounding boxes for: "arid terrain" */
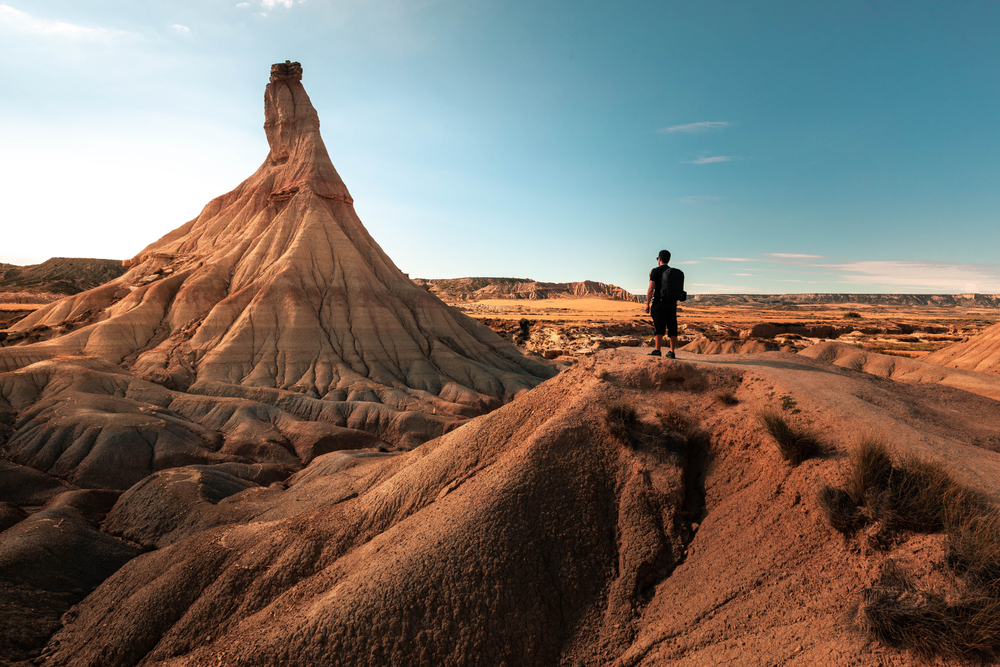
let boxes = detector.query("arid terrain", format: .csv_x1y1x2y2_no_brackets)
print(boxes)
3,63,1000,667
440,285,998,362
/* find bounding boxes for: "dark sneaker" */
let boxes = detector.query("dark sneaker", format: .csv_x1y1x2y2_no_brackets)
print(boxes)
665,350,676,359
648,349,661,357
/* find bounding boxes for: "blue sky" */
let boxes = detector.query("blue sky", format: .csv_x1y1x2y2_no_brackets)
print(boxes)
2,1,999,294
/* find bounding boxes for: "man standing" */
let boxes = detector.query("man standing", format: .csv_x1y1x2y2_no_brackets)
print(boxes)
645,249,685,358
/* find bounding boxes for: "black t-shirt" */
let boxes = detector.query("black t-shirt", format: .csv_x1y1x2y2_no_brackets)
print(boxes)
650,265,670,303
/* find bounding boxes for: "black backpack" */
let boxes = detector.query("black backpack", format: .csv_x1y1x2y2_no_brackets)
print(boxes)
660,267,687,302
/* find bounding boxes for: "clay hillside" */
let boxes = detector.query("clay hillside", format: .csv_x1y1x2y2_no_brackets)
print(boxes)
924,321,1000,374
7,345,1000,666
414,277,642,302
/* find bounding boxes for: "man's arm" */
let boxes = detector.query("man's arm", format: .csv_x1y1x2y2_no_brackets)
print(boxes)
645,280,655,313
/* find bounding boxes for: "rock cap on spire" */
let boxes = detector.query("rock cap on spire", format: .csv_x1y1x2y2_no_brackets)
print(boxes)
270,60,303,83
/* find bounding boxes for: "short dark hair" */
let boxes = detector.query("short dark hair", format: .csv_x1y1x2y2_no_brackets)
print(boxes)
658,249,671,263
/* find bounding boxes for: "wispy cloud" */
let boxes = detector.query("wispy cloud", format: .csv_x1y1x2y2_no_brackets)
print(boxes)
172,24,190,33
236,2,250,6
706,257,756,262
768,253,825,259
261,0,302,9
675,261,699,265
658,121,730,134
685,156,734,165
0,4,141,41
829,260,1000,293
679,195,725,204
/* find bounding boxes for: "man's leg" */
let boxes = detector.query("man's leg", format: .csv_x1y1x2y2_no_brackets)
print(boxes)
668,335,677,352
654,334,663,352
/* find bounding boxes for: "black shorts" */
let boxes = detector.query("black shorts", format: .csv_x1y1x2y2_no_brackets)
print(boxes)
651,301,678,337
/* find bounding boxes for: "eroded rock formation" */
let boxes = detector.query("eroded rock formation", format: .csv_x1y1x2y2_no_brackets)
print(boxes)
2,63,552,413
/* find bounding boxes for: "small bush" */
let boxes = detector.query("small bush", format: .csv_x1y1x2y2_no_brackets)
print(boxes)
859,561,1000,661
817,485,863,534
715,389,739,406
840,436,959,532
844,435,894,506
605,402,639,442
826,439,1000,660
946,501,1000,591
758,408,823,465
845,312,863,319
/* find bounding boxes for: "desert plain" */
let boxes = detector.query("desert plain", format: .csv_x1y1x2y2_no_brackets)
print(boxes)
3,62,1000,667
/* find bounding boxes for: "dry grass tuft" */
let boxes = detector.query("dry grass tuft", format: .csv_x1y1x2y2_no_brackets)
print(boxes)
757,408,823,465
817,485,863,535
859,561,1000,661
715,389,739,406
824,435,1000,660
605,402,639,442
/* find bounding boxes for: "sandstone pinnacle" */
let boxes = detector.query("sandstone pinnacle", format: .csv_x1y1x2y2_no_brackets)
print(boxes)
1,63,554,413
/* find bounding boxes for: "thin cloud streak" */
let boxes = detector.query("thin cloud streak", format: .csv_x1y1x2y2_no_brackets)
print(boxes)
0,4,141,41
768,253,824,259
829,260,1000,293
706,257,755,262
685,156,734,165
659,121,730,134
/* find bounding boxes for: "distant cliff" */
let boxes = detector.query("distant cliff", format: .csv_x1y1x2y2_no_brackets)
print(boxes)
413,277,643,303
686,293,1000,307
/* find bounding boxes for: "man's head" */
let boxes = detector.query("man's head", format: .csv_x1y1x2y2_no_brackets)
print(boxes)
657,249,671,265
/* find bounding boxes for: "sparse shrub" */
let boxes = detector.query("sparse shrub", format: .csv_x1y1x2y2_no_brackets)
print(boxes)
945,500,1000,591
825,437,1000,660
844,435,894,506
757,408,823,465
859,561,1000,661
817,485,863,534
845,311,862,319
839,436,958,532
715,389,738,406
889,453,960,532
605,401,639,442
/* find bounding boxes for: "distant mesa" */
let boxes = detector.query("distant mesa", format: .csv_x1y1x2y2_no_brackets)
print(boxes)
688,293,1000,307
414,277,643,303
